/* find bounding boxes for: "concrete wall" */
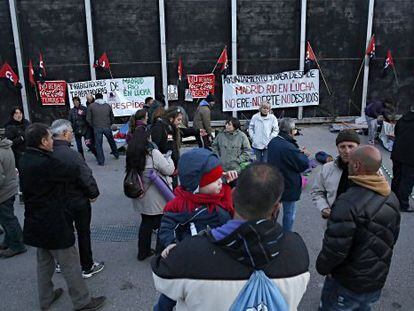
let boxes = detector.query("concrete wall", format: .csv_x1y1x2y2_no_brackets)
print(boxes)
0,0,412,125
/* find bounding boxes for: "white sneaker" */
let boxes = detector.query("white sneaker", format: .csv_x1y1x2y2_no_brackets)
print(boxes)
82,261,105,279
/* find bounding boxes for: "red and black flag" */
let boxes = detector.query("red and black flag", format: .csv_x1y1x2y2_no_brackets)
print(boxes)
217,47,228,72
213,47,228,77
365,35,375,60
0,62,20,87
304,41,317,73
28,59,36,87
178,57,183,81
93,52,111,69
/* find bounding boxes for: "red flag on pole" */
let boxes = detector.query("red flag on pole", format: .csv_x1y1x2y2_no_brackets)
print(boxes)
28,60,36,87
0,62,20,86
39,53,46,77
93,52,111,69
384,50,394,69
304,41,317,73
365,35,375,59
178,57,183,81
216,47,228,72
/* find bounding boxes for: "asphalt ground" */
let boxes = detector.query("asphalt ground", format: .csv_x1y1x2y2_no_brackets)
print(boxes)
0,124,413,311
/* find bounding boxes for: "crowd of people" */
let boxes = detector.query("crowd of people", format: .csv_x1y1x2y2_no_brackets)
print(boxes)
0,94,412,311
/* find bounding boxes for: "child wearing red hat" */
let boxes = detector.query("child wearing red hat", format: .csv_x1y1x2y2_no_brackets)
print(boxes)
158,148,237,255
154,148,237,311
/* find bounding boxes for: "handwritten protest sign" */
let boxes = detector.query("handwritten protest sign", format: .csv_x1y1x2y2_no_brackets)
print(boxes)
222,69,319,112
37,81,67,106
67,77,155,116
187,74,215,98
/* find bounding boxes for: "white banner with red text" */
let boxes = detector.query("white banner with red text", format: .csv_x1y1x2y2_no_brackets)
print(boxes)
222,69,319,112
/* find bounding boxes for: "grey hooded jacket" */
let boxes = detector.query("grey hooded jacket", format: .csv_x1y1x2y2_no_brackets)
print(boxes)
0,138,18,204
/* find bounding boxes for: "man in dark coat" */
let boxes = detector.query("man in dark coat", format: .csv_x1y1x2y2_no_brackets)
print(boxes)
50,119,104,279
267,118,309,232
19,123,105,311
68,96,96,157
391,104,414,212
316,145,400,310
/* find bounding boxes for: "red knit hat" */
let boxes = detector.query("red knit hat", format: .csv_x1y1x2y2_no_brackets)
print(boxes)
199,165,223,188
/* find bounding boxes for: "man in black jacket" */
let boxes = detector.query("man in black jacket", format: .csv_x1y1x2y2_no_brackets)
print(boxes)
68,96,96,158
20,123,105,311
152,163,310,310
316,145,400,311
50,119,104,279
391,104,414,212
267,118,310,232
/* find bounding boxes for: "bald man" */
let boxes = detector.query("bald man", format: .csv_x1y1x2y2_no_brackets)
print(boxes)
316,145,400,311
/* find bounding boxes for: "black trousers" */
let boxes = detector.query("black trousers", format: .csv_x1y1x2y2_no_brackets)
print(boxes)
391,161,414,210
72,204,94,271
138,214,162,257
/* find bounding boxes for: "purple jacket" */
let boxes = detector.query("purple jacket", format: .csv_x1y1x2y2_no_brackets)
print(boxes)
365,100,385,118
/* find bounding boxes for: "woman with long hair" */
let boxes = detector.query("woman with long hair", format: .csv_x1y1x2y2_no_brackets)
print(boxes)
150,107,183,167
126,109,148,143
126,126,175,261
5,107,30,170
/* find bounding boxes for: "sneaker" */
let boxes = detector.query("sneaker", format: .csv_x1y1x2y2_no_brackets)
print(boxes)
41,288,64,310
75,296,106,311
0,247,27,258
82,262,104,279
55,263,61,273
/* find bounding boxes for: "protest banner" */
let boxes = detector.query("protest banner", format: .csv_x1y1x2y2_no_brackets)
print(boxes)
187,74,215,98
67,77,155,116
222,69,319,112
37,81,67,106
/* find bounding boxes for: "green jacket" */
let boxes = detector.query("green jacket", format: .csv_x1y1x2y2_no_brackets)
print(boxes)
212,129,251,172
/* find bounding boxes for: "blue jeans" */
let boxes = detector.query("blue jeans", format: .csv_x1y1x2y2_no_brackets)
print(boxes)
319,277,381,311
253,148,268,163
154,294,176,311
0,196,25,251
281,201,296,232
365,116,378,142
94,127,119,165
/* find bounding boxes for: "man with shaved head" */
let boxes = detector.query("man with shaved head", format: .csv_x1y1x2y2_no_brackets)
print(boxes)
316,145,400,311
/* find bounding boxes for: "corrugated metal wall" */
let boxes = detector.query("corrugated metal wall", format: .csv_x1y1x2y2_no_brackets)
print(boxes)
1,0,412,125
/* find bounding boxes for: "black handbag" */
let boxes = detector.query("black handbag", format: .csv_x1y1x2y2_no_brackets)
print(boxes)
123,169,145,199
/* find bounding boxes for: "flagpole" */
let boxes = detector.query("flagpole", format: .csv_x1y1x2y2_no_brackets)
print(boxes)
313,57,332,96
351,58,365,92
392,66,399,86
108,68,114,79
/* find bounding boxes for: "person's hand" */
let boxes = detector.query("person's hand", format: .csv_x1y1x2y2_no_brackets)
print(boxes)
89,197,98,203
321,208,331,219
199,129,207,137
161,243,177,259
300,147,311,157
223,171,238,183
